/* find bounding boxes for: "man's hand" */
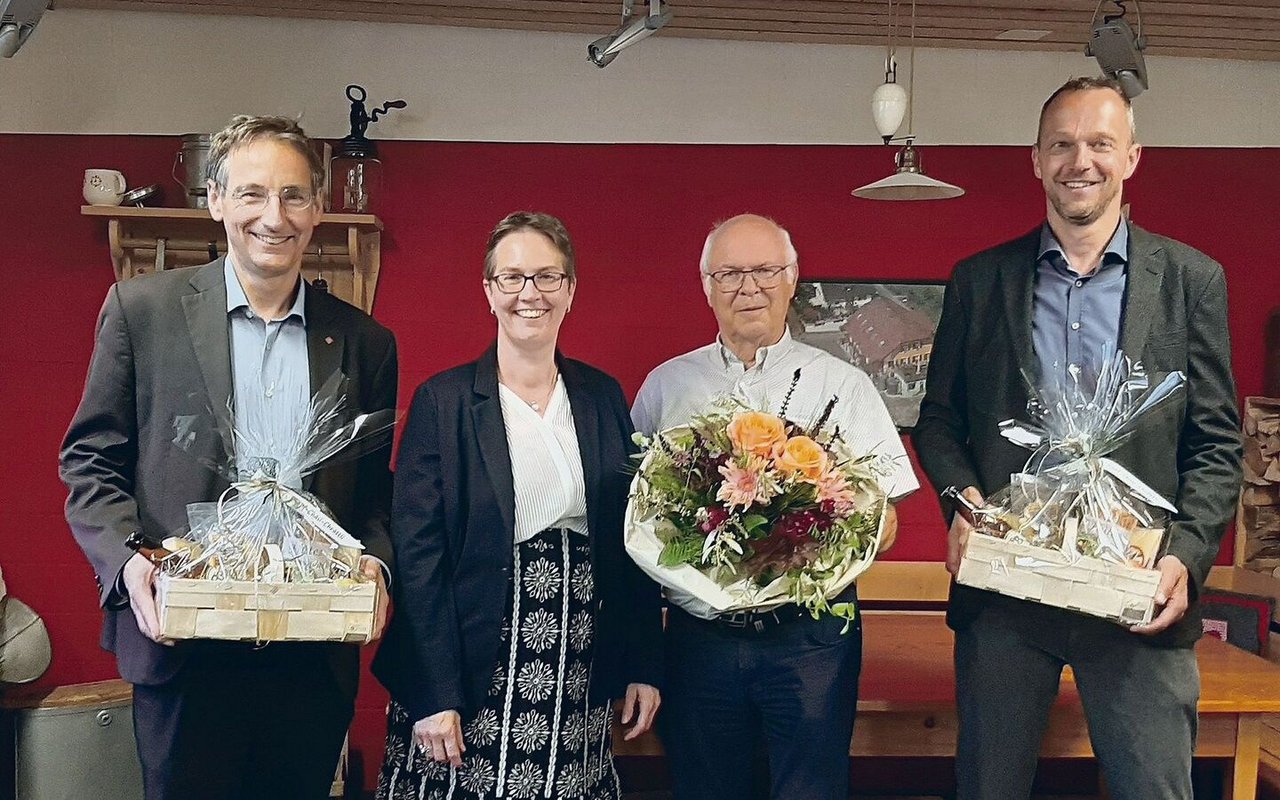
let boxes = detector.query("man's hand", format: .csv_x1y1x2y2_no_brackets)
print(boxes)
946,486,984,577
359,555,390,642
620,683,661,741
1131,554,1190,636
122,552,172,645
413,710,465,767
878,503,899,553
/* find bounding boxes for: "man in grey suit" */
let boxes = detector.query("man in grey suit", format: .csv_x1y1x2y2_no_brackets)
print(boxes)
60,115,397,800
913,77,1242,799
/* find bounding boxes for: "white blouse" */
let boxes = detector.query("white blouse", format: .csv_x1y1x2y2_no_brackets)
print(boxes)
497,378,589,543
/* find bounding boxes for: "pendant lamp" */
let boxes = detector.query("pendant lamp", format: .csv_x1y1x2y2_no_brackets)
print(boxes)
854,0,964,201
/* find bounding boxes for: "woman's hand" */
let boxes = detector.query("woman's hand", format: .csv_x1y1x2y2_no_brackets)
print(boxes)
620,683,661,740
413,710,466,767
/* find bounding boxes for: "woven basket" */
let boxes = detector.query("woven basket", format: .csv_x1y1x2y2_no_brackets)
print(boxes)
156,574,376,643
957,531,1160,626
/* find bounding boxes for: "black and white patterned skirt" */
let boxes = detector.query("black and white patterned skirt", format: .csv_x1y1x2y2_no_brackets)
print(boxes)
377,527,620,800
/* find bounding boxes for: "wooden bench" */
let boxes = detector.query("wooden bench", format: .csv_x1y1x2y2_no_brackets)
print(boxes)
613,610,1280,799
1265,716,1280,792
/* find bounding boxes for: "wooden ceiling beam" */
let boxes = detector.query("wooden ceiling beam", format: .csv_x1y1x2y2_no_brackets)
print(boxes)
54,0,1280,61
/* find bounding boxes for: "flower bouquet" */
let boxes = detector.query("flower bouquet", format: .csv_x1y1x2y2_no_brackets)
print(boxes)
953,347,1184,625
625,386,888,623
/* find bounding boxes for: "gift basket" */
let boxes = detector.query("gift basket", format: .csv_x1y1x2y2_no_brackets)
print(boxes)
134,373,395,643
625,371,891,624
950,348,1185,625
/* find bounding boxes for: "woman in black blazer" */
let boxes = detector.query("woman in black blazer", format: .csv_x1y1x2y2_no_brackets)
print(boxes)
373,212,662,800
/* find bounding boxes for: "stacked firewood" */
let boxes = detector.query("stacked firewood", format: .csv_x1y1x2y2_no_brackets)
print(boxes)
1242,397,1280,576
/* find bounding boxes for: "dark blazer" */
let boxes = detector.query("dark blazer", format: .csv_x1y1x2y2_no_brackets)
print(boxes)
372,345,664,723
912,224,1242,646
60,260,398,691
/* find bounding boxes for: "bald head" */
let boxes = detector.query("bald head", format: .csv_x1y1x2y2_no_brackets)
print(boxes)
698,213,800,367
699,214,798,275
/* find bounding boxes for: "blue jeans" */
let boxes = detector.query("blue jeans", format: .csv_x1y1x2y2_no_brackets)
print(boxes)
660,605,862,800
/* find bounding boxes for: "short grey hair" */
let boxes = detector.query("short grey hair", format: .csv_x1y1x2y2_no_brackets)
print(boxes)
699,214,799,274
1036,76,1137,145
206,115,325,195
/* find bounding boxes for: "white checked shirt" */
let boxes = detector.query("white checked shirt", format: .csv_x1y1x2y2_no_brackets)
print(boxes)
631,328,919,618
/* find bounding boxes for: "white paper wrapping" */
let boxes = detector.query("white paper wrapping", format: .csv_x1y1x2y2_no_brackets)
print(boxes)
624,447,887,616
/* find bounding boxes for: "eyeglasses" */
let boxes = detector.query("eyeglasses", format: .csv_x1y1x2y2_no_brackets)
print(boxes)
703,264,794,291
230,186,316,212
489,272,569,294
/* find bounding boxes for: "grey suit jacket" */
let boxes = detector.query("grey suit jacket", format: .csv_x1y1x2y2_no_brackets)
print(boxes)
60,260,398,687
913,224,1242,646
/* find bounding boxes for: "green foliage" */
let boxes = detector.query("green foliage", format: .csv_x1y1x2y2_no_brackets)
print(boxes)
658,534,706,567
830,602,859,633
633,402,891,623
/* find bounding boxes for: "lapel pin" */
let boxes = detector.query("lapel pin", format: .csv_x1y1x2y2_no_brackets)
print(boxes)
325,336,334,345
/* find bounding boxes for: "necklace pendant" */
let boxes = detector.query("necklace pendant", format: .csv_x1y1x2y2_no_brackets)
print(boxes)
530,401,541,411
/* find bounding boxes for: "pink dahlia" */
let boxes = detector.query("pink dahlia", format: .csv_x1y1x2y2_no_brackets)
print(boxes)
715,456,778,511
815,468,859,515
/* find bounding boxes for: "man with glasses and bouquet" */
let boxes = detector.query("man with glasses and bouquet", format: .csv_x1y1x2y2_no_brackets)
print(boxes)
631,214,918,800
60,115,398,799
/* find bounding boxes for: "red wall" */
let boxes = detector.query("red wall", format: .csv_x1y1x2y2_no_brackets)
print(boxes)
3,134,1276,786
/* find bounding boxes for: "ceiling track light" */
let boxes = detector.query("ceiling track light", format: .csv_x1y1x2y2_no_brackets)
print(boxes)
1087,0,1148,98
588,0,673,68
854,0,964,201
0,0,50,58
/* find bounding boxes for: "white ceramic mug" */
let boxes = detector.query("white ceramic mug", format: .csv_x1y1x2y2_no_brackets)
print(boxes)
83,169,127,206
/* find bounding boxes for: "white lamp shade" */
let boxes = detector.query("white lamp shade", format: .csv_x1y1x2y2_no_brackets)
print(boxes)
871,81,908,140
852,170,965,200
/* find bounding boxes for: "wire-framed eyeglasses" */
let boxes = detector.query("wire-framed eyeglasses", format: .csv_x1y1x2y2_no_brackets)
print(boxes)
702,264,794,292
231,186,316,212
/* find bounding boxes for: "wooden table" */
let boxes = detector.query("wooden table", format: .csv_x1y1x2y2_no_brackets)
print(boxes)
615,611,1280,799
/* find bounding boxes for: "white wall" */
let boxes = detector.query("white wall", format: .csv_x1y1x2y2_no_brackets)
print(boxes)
2,8,1278,146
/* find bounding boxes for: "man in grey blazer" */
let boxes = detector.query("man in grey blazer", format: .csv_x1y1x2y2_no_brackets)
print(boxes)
913,77,1242,799
60,116,397,800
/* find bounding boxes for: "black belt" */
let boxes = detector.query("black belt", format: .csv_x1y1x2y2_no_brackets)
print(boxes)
715,604,808,634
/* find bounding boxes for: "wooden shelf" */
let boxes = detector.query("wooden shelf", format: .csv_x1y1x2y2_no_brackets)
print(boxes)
81,205,384,314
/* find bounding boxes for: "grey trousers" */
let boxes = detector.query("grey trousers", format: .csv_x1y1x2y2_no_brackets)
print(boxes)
954,601,1199,800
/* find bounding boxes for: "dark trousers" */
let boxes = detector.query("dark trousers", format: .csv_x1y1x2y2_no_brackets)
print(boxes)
955,601,1199,800
131,643,354,800
660,606,862,800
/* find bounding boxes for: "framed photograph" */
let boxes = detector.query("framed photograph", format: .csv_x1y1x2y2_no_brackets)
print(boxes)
789,281,946,430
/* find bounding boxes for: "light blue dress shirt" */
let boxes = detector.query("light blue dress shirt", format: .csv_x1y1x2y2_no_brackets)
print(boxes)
224,258,309,489
1032,221,1128,388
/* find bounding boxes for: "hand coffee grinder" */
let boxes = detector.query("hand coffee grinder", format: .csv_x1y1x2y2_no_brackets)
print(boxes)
331,84,407,214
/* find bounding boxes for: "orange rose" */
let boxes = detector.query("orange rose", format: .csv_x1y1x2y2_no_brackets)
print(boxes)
726,411,787,458
773,435,828,481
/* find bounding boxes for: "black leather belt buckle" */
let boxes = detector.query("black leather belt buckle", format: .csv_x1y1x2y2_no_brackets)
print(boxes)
716,606,802,634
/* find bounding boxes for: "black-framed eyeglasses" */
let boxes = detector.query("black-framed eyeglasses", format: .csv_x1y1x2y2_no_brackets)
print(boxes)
489,272,569,294
703,264,794,291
